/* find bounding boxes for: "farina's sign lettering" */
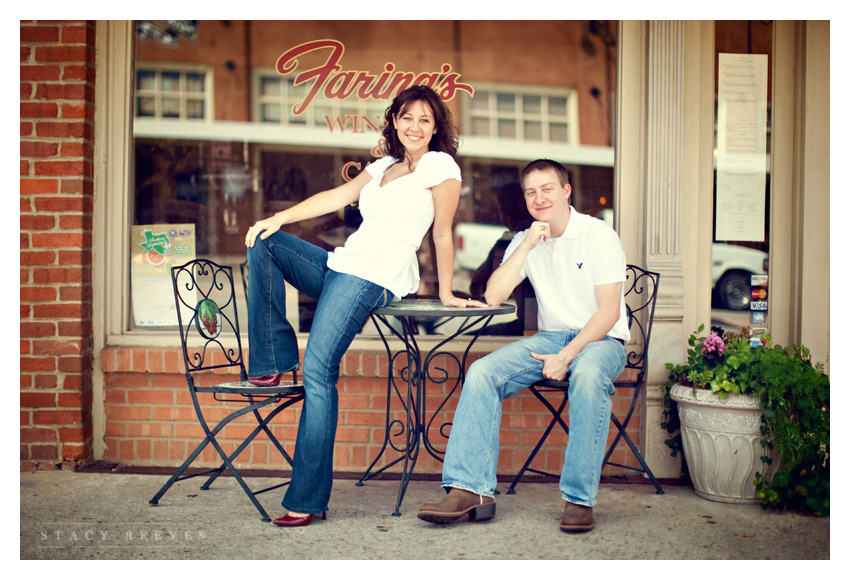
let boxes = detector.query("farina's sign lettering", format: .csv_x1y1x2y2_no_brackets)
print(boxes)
276,39,474,117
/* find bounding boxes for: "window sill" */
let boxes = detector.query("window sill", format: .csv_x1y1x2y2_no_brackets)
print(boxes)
102,331,515,353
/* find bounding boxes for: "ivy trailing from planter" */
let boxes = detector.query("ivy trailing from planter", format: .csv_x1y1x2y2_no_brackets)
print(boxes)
659,325,830,516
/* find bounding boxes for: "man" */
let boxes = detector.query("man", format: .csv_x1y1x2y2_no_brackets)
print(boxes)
417,159,630,533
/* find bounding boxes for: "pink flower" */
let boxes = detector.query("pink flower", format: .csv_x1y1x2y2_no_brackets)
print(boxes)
702,333,726,356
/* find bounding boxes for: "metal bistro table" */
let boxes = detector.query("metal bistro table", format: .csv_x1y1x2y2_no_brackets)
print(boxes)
356,298,515,516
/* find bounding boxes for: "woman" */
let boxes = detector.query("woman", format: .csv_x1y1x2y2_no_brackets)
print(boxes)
244,85,486,527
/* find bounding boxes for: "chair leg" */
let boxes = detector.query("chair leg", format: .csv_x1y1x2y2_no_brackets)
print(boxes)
204,433,275,522
201,395,300,490
605,413,664,495
507,387,569,494
601,383,664,495
149,436,217,505
152,395,281,522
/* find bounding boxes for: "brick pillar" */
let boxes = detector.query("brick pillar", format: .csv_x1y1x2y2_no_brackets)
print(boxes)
20,21,96,470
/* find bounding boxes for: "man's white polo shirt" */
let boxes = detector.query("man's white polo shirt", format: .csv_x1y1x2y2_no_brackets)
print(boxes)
501,206,631,342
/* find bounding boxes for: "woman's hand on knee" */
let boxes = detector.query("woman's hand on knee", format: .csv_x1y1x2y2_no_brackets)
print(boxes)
245,216,283,248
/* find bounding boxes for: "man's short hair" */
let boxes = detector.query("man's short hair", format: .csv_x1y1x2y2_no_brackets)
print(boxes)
520,159,570,188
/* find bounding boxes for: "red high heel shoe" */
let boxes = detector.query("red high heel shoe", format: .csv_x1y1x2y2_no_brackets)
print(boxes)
273,512,327,527
247,373,282,387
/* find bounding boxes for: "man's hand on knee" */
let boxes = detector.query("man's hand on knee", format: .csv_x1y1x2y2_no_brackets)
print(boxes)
530,351,570,382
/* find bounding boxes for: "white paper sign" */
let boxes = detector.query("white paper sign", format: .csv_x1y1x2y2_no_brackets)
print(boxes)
715,53,768,242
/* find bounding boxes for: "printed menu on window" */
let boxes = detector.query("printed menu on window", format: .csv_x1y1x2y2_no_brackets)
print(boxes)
130,224,196,326
715,53,768,242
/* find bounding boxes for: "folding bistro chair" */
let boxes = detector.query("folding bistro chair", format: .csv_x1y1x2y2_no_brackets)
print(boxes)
149,259,304,521
507,264,664,495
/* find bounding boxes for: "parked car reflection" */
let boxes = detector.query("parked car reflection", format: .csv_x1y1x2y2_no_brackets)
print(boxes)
711,242,768,310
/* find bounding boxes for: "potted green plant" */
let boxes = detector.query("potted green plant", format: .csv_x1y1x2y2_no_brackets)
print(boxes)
659,324,829,515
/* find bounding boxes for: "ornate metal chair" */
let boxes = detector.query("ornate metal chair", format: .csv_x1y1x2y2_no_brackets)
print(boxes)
149,259,304,522
507,264,664,495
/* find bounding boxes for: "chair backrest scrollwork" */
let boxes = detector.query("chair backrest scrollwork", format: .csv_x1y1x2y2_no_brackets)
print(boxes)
621,264,661,382
171,259,248,383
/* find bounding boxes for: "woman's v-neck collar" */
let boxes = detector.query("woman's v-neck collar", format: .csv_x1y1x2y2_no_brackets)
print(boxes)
378,152,430,188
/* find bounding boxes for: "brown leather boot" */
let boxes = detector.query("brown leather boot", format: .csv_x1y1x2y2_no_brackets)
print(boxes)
560,501,594,532
417,488,496,524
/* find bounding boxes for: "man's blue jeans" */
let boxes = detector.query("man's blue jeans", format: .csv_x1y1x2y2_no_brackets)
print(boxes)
247,231,393,514
441,331,626,507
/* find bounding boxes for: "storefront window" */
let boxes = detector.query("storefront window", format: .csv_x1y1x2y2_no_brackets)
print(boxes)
129,20,618,337
710,21,772,332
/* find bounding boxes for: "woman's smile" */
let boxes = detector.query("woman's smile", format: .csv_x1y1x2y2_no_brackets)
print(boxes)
394,100,436,158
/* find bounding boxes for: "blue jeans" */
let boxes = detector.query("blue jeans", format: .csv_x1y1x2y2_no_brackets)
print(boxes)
247,232,393,514
441,331,626,507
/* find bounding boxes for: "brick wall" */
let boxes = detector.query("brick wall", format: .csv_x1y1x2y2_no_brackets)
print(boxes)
101,346,640,478
20,20,96,470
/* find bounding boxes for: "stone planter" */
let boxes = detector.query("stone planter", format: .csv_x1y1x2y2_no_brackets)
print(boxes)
669,383,775,504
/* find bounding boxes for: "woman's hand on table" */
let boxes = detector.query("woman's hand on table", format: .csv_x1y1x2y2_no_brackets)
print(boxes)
440,294,489,309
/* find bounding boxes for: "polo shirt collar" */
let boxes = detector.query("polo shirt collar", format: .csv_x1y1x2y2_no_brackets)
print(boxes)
553,206,581,241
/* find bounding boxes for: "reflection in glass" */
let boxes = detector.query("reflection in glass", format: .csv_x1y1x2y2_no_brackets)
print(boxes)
131,20,618,336
549,122,568,142
186,73,205,93
522,95,541,114
313,105,331,121
262,103,280,122
548,96,567,117
289,79,307,99
137,96,155,117
187,100,204,119
710,20,773,326
524,121,542,140
162,71,180,92
471,91,489,110
496,93,515,113
498,119,516,138
261,77,280,96
137,70,156,91
162,97,179,118
288,110,307,125
471,117,489,136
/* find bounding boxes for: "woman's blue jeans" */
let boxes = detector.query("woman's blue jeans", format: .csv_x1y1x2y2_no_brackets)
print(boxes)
441,331,626,507
247,231,393,514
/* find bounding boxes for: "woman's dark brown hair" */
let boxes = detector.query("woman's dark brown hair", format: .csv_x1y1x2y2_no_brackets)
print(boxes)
381,85,459,161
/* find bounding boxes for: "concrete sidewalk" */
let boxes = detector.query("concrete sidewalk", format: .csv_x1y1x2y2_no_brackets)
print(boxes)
20,469,830,561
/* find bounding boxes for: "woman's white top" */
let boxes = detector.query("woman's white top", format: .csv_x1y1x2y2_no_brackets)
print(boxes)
326,151,461,299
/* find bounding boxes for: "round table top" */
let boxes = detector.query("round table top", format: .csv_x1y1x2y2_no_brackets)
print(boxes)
373,298,515,319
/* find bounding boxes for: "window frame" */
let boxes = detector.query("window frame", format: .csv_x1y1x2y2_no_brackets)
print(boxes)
461,82,580,145
134,61,214,122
